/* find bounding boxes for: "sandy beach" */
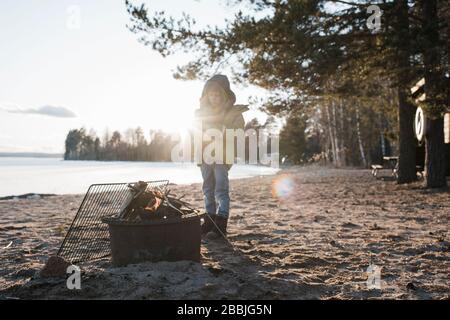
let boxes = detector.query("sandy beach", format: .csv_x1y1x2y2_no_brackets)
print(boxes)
0,166,448,300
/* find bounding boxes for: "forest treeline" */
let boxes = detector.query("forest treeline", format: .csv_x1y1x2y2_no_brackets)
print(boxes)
64,127,177,162
64,108,391,167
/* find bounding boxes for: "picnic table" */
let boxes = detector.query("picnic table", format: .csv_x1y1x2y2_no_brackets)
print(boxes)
371,156,423,179
371,156,398,178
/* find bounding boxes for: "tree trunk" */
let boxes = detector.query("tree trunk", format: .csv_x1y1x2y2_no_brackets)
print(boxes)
421,0,447,188
355,106,367,167
331,102,341,167
395,0,417,184
397,88,417,183
425,118,446,187
379,114,387,157
339,101,347,166
325,103,338,166
380,133,386,157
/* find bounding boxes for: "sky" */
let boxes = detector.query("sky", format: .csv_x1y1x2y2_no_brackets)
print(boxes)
0,0,269,153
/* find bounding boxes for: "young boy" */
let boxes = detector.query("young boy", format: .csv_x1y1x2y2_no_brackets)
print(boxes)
194,74,248,238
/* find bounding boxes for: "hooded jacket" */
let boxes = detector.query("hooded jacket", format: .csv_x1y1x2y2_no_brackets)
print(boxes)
194,75,249,168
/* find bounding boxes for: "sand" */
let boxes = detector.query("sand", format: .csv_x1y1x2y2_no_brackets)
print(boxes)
0,167,448,300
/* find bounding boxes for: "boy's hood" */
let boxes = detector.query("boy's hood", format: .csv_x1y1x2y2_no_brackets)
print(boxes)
201,74,236,105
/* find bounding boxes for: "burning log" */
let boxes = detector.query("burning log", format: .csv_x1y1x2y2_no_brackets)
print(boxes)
117,182,197,222
118,181,148,220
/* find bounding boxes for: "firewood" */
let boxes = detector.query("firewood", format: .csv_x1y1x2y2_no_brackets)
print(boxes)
118,185,198,222
118,181,148,219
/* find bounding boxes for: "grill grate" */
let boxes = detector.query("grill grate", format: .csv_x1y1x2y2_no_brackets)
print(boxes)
57,180,169,263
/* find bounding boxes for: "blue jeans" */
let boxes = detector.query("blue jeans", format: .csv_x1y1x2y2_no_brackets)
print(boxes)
200,163,230,218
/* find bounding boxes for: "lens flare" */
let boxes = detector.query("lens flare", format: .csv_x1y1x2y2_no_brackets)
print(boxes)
271,175,295,199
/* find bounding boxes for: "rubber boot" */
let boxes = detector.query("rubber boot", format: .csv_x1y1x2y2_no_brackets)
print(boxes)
201,214,216,236
213,215,228,236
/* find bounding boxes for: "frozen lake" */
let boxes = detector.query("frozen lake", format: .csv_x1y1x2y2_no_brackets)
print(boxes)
0,157,279,197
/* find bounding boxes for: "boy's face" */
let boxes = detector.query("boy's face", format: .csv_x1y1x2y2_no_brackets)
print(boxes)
207,86,226,108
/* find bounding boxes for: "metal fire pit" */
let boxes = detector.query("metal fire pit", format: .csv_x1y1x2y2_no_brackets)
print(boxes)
103,212,203,266
57,180,169,264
